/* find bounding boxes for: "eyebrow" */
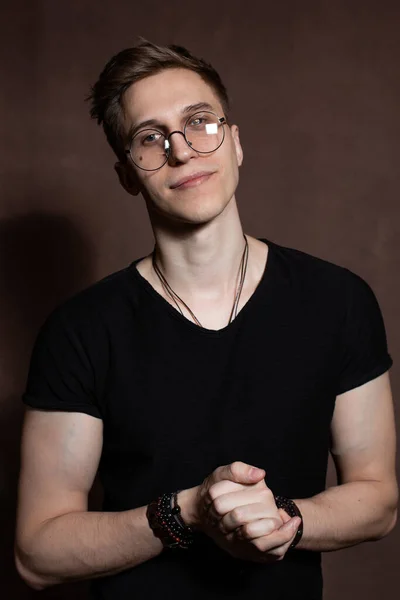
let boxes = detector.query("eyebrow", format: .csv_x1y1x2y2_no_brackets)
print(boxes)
126,102,216,141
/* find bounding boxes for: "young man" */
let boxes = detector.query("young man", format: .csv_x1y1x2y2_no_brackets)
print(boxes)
15,41,397,599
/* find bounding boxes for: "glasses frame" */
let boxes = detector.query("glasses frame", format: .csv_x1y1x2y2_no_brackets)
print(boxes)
125,110,227,171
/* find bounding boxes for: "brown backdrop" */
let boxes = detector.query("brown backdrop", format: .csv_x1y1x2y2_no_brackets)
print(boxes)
1,1,399,598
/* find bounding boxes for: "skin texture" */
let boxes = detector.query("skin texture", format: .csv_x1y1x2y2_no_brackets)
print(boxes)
183,373,398,555
116,68,271,331
15,67,398,589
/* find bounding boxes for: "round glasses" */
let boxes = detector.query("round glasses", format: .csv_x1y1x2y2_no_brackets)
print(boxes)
126,111,226,171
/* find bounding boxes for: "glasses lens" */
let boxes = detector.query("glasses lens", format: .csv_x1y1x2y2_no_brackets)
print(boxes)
185,112,224,153
130,129,167,170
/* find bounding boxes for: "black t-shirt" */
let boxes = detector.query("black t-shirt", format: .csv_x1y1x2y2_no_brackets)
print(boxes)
23,238,393,600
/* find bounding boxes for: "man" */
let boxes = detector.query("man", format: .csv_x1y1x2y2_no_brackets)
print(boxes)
15,40,397,599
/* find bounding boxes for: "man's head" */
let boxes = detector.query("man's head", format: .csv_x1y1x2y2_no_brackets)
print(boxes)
89,40,243,226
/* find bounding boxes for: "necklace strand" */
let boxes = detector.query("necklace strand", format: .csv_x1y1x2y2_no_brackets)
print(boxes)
228,238,248,323
152,235,249,328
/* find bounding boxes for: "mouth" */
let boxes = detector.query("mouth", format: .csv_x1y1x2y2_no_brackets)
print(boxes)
170,171,215,190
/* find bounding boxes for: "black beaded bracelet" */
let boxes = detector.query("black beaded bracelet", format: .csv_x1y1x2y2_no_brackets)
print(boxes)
274,495,304,549
146,491,194,550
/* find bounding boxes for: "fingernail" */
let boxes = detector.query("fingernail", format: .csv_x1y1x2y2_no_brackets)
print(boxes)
293,517,301,528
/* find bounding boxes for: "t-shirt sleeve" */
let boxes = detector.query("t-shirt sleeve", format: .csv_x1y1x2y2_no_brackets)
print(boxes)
23,309,103,419
336,270,393,395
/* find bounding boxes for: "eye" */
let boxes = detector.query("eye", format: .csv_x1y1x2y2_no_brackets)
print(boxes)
138,131,162,146
188,116,207,127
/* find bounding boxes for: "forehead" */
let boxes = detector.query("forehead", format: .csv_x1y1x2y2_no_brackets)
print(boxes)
122,68,223,125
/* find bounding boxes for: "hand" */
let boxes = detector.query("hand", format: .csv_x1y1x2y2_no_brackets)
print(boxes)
213,499,301,563
192,461,272,528
205,462,300,563
180,461,300,564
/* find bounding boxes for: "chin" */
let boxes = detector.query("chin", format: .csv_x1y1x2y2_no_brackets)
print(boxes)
175,197,231,225
149,192,231,226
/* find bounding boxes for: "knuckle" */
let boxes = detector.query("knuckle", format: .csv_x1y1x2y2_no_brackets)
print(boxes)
263,519,277,535
231,506,244,525
233,526,243,540
252,537,264,552
213,497,225,516
226,531,236,543
218,518,227,534
260,487,273,500
241,523,252,539
208,484,219,501
230,461,246,477
213,465,225,481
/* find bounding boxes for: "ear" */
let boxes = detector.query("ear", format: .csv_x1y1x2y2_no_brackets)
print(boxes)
114,161,141,196
230,124,243,167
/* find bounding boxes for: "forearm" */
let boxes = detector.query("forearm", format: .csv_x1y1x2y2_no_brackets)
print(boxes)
16,506,162,589
294,480,398,552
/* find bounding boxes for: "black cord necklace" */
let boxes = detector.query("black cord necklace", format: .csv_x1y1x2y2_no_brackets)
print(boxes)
152,234,249,328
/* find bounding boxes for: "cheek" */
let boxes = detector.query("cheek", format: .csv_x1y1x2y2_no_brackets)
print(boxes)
223,135,240,169
221,146,240,185
140,173,167,202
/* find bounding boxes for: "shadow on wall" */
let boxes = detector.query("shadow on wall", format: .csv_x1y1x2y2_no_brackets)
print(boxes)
0,212,99,599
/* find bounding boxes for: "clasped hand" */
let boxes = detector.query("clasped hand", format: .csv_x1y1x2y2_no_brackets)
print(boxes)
194,461,301,563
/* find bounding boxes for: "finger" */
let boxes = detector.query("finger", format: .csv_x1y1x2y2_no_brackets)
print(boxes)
249,518,300,552
208,479,248,500
272,527,299,557
279,516,302,533
211,461,265,486
278,508,292,524
210,486,275,520
205,476,270,516
234,517,286,541
201,479,245,517
257,518,301,559
219,501,282,534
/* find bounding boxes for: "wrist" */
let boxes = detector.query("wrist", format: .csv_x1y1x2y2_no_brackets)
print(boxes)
147,491,194,550
177,487,201,529
274,496,303,549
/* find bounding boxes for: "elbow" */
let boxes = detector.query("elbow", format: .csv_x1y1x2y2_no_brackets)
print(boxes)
14,544,55,591
372,506,398,541
383,507,398,537
381,484,399,538
373,481,399,540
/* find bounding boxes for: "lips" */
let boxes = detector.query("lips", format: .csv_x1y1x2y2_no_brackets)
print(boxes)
170,171,215,189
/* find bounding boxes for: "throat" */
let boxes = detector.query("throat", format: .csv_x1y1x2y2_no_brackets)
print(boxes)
134,236,269,330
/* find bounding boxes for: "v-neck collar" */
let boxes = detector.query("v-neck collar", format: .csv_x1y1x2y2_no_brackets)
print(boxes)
129,238,275,336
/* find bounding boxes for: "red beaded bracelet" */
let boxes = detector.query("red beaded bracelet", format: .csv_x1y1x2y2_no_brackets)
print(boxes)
146,491,194,550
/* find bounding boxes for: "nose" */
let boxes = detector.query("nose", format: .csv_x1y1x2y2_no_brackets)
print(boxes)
166,130,197,165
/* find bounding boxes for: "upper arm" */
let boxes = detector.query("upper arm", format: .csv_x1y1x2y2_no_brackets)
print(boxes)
330,372,397,500
16,408,103,549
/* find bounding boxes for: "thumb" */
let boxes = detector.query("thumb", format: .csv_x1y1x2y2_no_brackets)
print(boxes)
280,516,301,532
217,461,265,484
278,508,292,524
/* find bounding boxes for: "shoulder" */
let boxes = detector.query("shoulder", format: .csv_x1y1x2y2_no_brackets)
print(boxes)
40,260,141,337
266,238,370,295
263,238,383,324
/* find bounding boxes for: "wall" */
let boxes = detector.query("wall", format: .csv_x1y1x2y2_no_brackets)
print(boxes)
1,1,399,597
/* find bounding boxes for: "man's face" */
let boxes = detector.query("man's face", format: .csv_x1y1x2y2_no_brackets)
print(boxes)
120,68,243,226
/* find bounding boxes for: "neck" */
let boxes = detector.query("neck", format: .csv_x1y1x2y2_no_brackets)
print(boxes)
149,199,246,302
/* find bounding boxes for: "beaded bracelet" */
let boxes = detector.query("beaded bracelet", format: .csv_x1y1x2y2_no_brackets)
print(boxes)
146,491,194,550
274,495,304,549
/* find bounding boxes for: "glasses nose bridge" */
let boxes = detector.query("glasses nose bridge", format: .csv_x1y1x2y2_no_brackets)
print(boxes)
165,129,193,154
